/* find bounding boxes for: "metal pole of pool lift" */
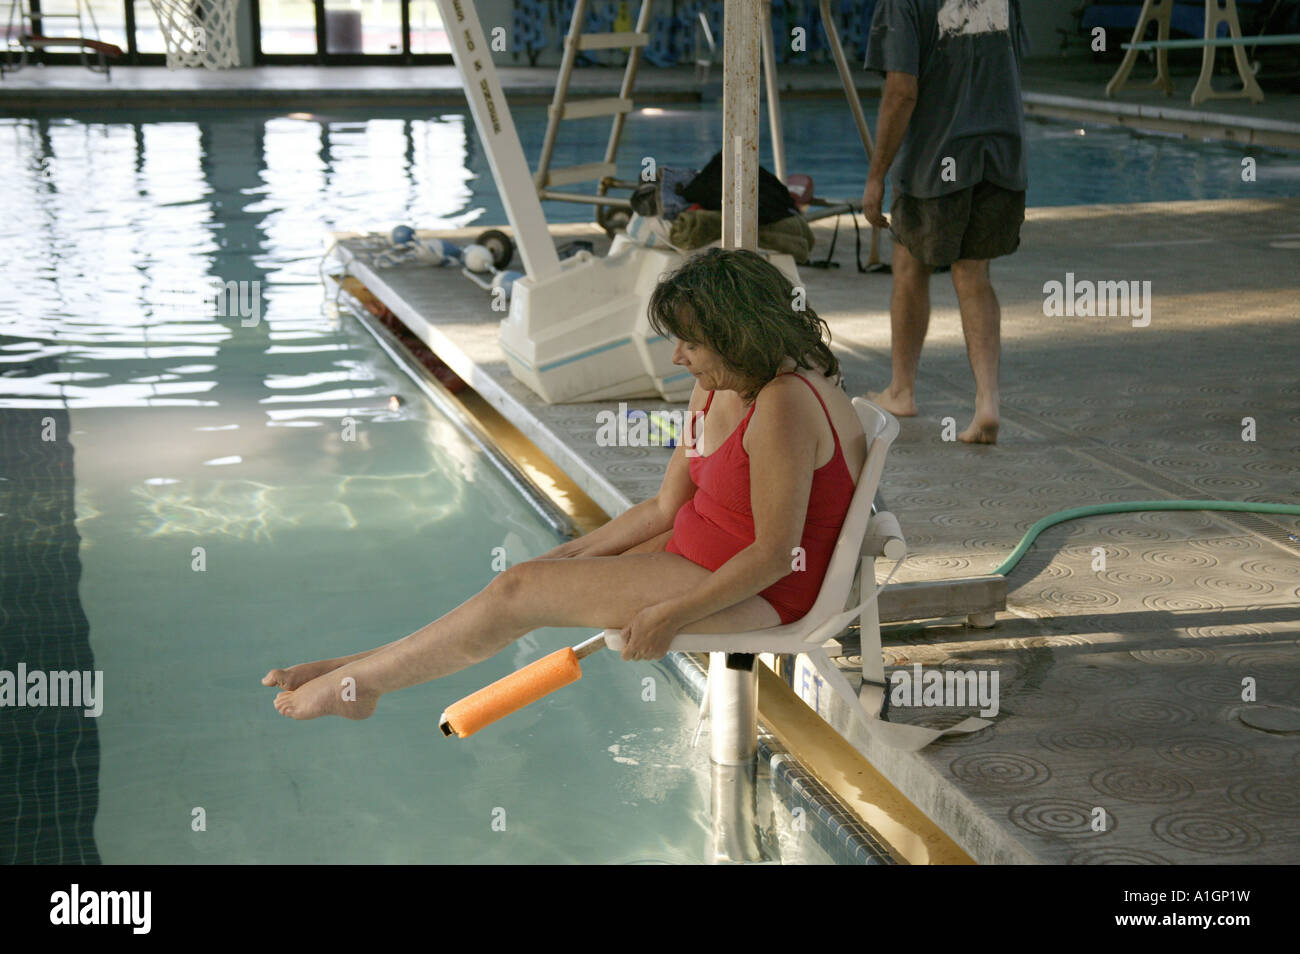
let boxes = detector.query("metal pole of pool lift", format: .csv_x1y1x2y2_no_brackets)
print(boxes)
430,0,561,283
709,652,763,864
707,0,765,865
714,0,760,767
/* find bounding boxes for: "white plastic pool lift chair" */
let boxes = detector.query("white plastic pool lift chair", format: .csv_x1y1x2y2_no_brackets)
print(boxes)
603,397,993,760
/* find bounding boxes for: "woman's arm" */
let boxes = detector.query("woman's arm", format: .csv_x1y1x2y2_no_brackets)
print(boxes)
648,376,818,628
535,383,707,559
536,494,676,559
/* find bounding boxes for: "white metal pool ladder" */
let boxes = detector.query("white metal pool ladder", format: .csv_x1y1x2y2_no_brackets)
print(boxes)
533,0,883,253
532,0,654,229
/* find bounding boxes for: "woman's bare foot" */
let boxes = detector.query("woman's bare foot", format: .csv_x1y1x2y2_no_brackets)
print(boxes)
273,667,379,721
867,386,918,417
262,649,379,691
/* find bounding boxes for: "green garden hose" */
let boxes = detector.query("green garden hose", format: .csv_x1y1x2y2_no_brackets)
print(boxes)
991,501,1300,579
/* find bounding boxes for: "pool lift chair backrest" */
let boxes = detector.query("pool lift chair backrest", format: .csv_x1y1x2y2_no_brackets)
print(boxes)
606,396,993,751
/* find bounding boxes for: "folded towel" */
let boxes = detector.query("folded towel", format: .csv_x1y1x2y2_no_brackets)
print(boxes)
668,209,816,264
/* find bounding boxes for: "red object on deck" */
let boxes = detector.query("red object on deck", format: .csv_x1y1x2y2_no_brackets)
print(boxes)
21,35,125,58
786,174,814,211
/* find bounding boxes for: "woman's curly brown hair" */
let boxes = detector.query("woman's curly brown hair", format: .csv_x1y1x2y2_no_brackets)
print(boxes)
646,247,841,403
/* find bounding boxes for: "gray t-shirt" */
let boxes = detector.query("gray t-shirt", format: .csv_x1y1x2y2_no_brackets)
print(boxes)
865,0,1028,199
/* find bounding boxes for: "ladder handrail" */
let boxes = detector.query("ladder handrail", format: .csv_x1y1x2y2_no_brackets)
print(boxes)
596,0,654,207
533,0,655,218
533,0,590,192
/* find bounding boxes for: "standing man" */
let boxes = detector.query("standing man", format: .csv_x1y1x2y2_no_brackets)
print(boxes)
861,0,1027,444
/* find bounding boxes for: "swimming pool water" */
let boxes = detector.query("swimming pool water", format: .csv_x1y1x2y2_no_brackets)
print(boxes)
0,113,840,864
7,99,1293,243
519,101,1300,215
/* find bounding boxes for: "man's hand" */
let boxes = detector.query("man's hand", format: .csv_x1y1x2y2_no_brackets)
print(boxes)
862,177,888,229
619,601,688,661
862,70,918,230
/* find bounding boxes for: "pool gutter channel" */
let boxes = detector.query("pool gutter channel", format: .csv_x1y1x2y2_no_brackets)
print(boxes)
342,289,581,541
335,287,896,865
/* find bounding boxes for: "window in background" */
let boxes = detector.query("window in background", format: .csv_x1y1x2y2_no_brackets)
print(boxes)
259,0,317,54
408,0,447,55
131,0,167,53
322,0,402,55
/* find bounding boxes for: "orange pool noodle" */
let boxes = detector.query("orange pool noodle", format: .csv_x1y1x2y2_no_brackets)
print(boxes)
441,647,583,738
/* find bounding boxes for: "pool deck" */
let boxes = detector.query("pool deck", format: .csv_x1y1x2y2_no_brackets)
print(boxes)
331,194,1300,865
2,59,1299,148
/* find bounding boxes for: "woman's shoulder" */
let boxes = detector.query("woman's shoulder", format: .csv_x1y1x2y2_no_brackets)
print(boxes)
752,370,825,416
759,366,839,400
754,368,858,436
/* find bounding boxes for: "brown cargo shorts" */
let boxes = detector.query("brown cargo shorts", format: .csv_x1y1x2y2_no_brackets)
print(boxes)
890,180,1026,269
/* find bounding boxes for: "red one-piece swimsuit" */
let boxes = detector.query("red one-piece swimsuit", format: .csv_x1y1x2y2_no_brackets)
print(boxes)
665,371,858,624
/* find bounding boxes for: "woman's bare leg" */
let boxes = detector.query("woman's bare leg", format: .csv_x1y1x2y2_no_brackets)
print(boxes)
272,547,778,720
263,643,401,691
617,528,673,554
261,530,677,691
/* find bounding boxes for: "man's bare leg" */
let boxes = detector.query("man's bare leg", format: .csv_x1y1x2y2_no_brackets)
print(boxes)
868,241,930,417
951,258,1001,444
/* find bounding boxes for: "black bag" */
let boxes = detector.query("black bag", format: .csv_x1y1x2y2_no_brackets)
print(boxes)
679,150,800,226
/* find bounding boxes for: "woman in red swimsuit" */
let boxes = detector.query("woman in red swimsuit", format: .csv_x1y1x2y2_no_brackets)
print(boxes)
266,248,866,720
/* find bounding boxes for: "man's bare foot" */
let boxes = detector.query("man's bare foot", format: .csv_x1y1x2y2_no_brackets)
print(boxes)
273,668,379,721
867,387,918,417
958,415,999,444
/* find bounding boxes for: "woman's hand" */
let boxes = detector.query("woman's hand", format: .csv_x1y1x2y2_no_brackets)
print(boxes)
619,602,690,661
536,537,589,560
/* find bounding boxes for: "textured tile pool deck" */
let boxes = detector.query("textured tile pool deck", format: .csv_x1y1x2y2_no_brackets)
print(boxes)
332,195,1300,864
